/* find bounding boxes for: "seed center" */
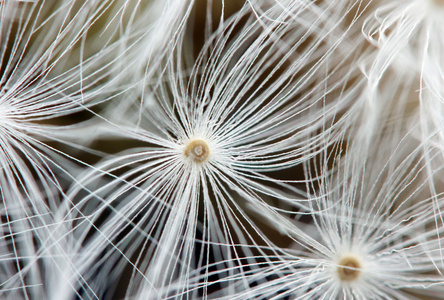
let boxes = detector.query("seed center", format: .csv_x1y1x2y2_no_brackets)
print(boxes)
184,139,210,163
433,0,444,6
337,256,361,282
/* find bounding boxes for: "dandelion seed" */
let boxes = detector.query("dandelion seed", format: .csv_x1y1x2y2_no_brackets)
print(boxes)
54,0,369,297
199,133,444,299
0,1,154,298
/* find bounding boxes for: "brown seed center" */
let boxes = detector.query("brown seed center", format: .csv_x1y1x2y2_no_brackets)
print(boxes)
184,139,210,163
434,0,444,6
337,256,361,282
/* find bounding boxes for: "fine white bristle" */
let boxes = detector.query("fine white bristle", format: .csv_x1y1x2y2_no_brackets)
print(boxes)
1,0,444,299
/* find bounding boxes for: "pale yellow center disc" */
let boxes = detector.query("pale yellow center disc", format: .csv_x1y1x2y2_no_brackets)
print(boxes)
337,256,361,282
184,139,210,163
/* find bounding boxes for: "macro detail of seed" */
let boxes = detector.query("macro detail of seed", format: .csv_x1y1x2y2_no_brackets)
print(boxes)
337,256,361,282
184,139,210,163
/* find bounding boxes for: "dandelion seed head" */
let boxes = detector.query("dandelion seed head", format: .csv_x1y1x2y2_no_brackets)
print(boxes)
337,255,362,282
183,138,210,164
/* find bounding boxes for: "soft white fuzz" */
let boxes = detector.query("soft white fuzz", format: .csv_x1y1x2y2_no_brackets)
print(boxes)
52,1,369,298
0,1,158,299
363,0,444,211
193,134,444,299
2,0,444,299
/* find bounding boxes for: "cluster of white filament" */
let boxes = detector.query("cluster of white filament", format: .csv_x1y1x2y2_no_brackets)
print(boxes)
1,0,444,299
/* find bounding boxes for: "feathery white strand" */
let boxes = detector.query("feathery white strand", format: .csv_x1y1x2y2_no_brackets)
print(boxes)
51,1,369,298
199,132,444,299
